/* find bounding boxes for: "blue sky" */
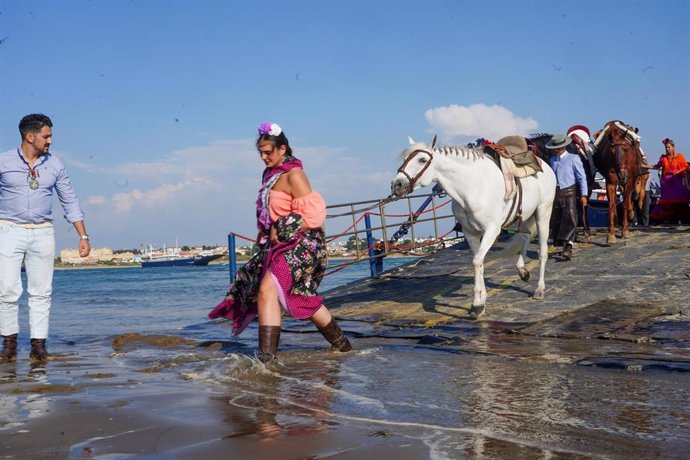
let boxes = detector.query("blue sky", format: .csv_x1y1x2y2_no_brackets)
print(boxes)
1,0,688,251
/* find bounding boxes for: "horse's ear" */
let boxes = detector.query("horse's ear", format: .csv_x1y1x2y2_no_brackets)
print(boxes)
430,134,437,149
408,136,416,146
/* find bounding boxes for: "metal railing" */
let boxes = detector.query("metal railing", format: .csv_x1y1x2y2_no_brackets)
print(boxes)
228,185,461,281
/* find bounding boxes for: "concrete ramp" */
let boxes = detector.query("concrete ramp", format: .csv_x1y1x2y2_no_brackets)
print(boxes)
325,226,689,348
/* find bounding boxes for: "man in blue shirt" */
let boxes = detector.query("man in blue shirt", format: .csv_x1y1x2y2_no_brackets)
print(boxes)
547,134,588,260
0,114,91,363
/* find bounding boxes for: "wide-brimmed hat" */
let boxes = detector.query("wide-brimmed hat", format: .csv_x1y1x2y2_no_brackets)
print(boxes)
546,133,572,149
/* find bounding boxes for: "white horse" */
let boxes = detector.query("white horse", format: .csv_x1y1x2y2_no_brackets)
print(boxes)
391,136,557,318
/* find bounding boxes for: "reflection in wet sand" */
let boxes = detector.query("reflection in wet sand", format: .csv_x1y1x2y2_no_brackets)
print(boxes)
1,321,688,459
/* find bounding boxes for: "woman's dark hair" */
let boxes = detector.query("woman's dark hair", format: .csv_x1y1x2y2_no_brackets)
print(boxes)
19,114,53,140
256,131,293,157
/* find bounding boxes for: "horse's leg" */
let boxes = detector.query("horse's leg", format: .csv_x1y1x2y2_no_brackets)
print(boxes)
515,219,534,283
581,198,591,243
463,229,484,317
469,226,501,319
636,180,646,218
622,182,634,239
635,175,649,226
464,231,486,319
606,178,618,244
533,201,553,300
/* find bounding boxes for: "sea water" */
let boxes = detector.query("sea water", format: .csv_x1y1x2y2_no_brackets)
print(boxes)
41,258,415,343
9,257,689,458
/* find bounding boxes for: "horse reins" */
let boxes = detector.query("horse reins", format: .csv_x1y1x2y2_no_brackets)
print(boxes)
397,149,433,192
607,123,641,186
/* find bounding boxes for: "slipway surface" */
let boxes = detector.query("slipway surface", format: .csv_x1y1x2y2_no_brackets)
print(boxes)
323,226,689,370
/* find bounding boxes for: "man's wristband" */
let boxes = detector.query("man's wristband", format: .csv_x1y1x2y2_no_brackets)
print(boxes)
79,234,90,241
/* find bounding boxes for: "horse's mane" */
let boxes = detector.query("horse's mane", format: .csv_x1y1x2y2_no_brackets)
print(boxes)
526,133,554,160
596,120,640,149
434,145,486,160
400,143,485,161
528,133,553,142
594,120,643,172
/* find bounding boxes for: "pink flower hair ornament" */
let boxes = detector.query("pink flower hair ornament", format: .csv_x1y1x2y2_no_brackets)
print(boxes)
258,122,282,137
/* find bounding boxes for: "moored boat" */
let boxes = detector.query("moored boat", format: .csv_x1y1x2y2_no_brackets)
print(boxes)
140,253,223,267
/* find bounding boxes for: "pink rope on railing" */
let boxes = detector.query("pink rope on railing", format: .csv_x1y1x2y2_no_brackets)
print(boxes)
228,197,458,278
326,212,369,243
368,199,452,218
230,232,256,243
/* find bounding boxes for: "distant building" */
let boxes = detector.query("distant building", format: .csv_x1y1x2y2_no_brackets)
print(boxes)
59,248,135,264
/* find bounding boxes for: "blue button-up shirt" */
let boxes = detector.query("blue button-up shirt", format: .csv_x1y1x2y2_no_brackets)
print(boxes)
550,152,588,197
0,149,85,224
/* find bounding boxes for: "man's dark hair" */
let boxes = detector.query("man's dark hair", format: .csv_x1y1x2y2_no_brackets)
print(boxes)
19,114,53,140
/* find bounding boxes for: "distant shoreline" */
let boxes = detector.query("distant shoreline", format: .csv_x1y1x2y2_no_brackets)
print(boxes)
53,253,420,270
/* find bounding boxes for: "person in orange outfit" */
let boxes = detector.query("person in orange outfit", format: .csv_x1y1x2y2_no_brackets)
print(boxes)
209,122,351,362
649,138,690,223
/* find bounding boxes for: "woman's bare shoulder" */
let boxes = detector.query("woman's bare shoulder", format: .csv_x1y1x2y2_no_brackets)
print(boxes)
286,168,312,196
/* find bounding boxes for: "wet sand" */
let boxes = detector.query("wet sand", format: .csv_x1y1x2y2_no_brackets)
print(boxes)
1,226,689,459
0,338,442,459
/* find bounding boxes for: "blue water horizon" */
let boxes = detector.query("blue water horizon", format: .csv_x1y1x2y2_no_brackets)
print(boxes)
14,257,417,345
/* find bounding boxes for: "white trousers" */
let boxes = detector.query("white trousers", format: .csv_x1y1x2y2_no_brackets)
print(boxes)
0,222,55,339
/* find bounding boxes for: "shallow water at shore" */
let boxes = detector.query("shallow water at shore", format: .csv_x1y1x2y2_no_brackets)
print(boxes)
1,259,689,458
3,326,688,458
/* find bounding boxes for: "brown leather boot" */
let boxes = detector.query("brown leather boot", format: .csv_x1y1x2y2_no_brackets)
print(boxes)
0,334,18,363
29,338,49,363
258,326,281,363
317,319,352,352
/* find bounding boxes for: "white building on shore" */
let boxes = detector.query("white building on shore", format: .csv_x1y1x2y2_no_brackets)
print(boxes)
59,248,135,264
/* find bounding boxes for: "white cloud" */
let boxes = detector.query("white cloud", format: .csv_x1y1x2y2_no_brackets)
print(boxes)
424,103,539,143
83,195,106,206
62,137,393,249
89,178,217,212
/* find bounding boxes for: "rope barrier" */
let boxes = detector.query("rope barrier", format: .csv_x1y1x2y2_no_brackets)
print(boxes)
230,232,256,243
368,199,452,218
322,228,459,277
229,191,458,279
325,193,400,219
325,212,369,243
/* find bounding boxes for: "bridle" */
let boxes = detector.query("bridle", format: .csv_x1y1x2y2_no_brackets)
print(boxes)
397,148,433,191
605,123,639,186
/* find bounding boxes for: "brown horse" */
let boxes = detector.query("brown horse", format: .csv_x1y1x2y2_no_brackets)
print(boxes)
593,120,645,243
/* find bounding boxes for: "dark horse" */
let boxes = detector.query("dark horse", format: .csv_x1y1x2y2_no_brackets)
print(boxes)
592,120,645,244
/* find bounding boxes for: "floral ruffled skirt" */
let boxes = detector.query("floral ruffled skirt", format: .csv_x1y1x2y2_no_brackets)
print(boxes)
208,212,326,336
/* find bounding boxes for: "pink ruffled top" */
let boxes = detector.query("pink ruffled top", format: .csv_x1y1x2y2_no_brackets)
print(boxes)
269,190,326,228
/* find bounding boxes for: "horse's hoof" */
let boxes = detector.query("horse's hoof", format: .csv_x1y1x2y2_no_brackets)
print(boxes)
607,234,617,244
518,268,531,282
622,231,631,239
532,289,544,300
469,305,486,319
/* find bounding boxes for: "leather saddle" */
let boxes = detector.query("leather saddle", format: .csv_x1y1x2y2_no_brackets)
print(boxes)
484,135,543,200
